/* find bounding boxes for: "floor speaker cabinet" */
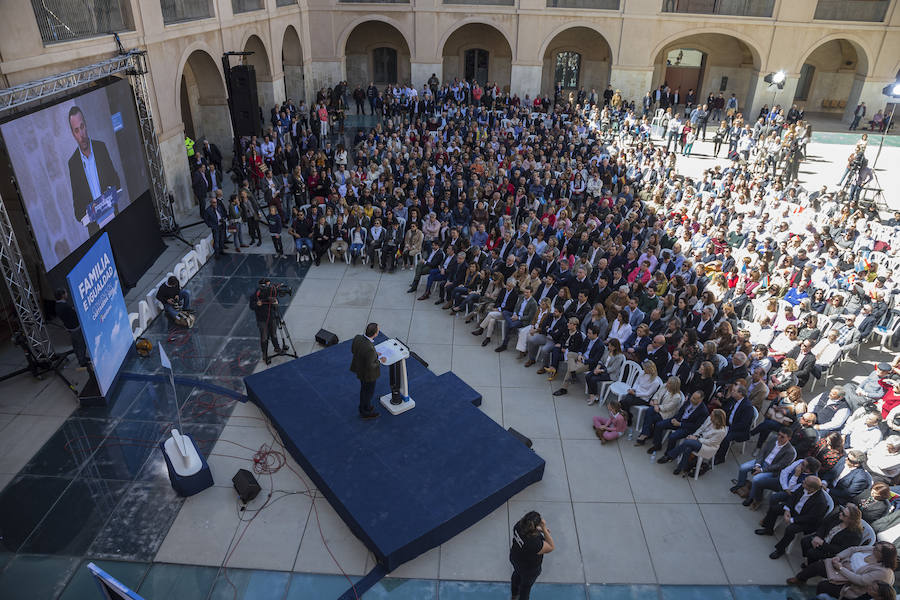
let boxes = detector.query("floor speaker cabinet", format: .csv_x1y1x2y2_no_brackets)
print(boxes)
315,328,339,346
507,427,533,449
232,468,261,504
229,64,260,137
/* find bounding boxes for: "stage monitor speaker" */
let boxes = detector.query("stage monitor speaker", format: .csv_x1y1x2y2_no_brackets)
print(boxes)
232,468,261,503
315,328,338,347
229,65,259,137
507,427,533,449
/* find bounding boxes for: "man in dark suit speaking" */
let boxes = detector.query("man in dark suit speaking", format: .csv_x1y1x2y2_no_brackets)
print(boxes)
350,323,387,420
67,105,120,236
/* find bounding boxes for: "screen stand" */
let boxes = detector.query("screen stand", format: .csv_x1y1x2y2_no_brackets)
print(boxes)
78,371,106,406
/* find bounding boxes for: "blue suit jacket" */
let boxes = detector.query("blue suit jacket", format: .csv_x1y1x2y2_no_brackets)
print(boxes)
673,401,709,435
726,399,755,441
826,459,873,503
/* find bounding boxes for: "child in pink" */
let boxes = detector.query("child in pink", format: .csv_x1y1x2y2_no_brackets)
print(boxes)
593,400,627,443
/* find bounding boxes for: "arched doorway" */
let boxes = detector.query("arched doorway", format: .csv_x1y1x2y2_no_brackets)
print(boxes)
541,27,612,97
282,25,305,105
794,39,868,122
179,49,231,152
344,21,411,87
442,23,513,91
243,34,275,116
653,33,761,112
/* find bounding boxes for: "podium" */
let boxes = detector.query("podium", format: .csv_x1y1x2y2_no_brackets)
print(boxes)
376,338,416,415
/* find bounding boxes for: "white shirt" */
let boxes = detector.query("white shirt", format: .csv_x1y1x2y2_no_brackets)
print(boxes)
792,490,813,520
764,440,787,467
79,140,102,200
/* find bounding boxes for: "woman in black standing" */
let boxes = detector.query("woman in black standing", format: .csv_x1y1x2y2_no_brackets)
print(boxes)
510,511,555,600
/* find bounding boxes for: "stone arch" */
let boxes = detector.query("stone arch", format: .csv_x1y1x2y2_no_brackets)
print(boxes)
539,26,613,96
794,34,871,77
651,31,763,111
281,24,305,105
792,36,872,122
344,20,412,86
336,15,412,60
441,22,514,91
649,28,763,73
176,47,231,152
537,22,617,67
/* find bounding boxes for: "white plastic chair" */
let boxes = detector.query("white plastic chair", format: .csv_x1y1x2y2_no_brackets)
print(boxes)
873,311,900,351
693,455,714,481
587,360,624,405
605,360,641,407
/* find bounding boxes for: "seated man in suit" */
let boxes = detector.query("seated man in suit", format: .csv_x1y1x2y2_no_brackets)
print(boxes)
408,240,444,293
434,252,468,304
496,287,537,352
714,384,756,464
786,339,818,388
755,476,830,559
418,245,456,300
826,450,872,506
730,427,797,510
640,334,670,375
655,391,710,458
552,324,604,396
716,351,749,387
473,278,519,347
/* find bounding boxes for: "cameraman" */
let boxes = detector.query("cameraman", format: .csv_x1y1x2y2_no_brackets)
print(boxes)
156,276,192,321
250,278,283,365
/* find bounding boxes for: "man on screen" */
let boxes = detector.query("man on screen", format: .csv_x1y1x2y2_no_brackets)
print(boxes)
67,105,120,235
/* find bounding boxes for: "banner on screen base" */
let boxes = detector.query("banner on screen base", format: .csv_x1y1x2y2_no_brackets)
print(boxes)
66,233,132,396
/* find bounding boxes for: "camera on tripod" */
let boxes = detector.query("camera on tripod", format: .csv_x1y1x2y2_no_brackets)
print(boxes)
256,279,293,304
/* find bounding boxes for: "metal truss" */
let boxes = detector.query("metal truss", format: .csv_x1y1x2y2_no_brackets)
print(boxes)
0,53,134,112
0,48,175,360
0,192,54,360
126,51,176,233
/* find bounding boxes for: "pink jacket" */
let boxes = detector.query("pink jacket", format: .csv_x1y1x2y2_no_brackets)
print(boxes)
605,413,627,434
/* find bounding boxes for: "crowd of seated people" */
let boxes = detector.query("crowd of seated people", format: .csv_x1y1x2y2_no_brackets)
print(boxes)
207,79,900,598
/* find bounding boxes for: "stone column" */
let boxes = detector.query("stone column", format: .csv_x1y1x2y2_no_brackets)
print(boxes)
271,73,286,107
411,62,442,92
510,64,542,101
158,127,194,216
306,60,344,99
255,77,278,116
609,67,653,106
283,64,306,105
845,76,896,124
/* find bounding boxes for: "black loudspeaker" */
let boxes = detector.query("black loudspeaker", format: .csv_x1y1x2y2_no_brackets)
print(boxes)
232,468,261,503
229,65,259,137
315,328,338,347
507,427,533,449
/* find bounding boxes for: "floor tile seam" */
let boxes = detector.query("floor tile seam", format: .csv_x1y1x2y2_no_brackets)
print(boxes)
278,486,314,578
693,456,743,592
613,436,660,587
555,408,589,587
14,473,87,554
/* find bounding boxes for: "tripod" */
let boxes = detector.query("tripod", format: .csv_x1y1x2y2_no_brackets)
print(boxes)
0,331,78,396
272,310,298,359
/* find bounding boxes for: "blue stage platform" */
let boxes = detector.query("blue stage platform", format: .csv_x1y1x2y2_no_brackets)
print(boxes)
244,333,545,581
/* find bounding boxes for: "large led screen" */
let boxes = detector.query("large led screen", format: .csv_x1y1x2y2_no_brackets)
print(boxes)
1,79,149,271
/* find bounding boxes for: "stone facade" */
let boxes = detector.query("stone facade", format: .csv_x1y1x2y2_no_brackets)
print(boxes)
1,0,898,207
